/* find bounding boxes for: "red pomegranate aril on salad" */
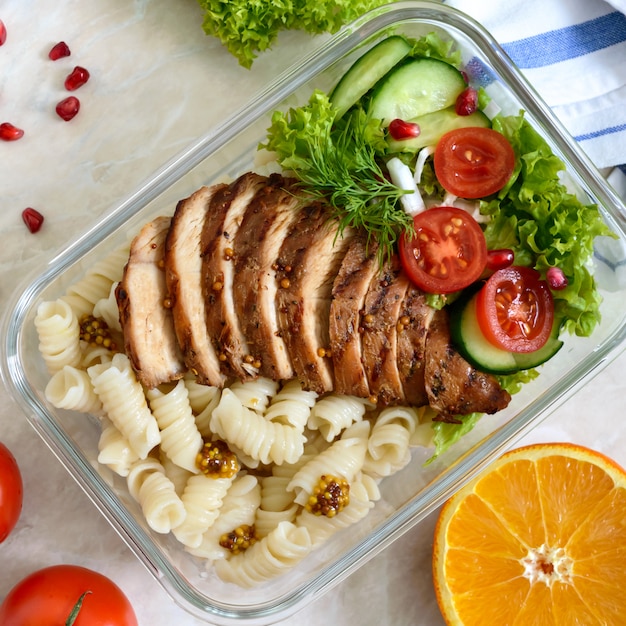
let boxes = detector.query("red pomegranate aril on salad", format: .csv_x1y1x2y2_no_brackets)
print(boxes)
546,266,568,290
56,96,80,121
49,41,71,60
64,66,90,91
22,208,44,233
486,248,515,272
455,87,478,116
388,118,420,141
0,19,7,46
0,122,24,141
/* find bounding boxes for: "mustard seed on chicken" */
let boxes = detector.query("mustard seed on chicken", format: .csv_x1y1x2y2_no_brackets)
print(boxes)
196,439,239,478
305,475,350,517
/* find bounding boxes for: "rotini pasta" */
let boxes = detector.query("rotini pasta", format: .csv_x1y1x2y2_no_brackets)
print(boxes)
295,479,375,547
160,451,193,496
126,456,186,534
173,473,234,549
210,389,306,466
287,421,370,507
183,373,221,415
264,380,317,429
229,377,278,413
307,393,370,442
92,281,123,333
62,243,130,318
35,299,82,374
45,365,103,414
214,521,312,588
363,406,421,478
88,352,161,459
97,418,140,477
146,380,203,474
187,474,261,561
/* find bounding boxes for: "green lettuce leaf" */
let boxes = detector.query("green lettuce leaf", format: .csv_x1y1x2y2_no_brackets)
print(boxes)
196,0,394,68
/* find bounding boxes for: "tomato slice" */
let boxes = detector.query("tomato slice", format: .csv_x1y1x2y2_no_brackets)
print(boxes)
434,127,516,198
476,266,554,353
399,206,487,294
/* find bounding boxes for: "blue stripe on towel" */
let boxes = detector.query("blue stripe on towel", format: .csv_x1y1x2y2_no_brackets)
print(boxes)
574,123,626,142
501,12,626,69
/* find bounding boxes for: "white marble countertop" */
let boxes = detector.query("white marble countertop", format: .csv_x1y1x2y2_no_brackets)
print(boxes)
1,2,625,625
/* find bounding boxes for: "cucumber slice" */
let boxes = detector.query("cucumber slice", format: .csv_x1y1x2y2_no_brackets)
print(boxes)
330,36,412,120
450,293,564,375
368,57,466,125
450,293,518,375
387,107,491,153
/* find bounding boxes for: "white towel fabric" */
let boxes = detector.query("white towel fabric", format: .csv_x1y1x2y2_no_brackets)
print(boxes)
445,0,626,172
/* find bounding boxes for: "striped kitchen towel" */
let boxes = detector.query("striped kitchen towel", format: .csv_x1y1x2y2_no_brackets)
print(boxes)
445,0,626,173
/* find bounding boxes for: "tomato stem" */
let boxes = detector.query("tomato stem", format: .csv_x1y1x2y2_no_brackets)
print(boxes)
66,591,91,626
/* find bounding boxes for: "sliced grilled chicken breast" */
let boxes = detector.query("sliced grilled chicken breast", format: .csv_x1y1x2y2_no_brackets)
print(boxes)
201,172,268,380
329,236,380,399
116,216,186,389
232,174,301,381
165,183,228,387
275,202,354,394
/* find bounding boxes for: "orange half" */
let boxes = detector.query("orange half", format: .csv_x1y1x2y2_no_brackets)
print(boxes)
432,442,626,626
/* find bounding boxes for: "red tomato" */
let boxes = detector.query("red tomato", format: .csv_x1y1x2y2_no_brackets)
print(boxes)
434,127,516,198
476,266,554,353
399,206,487,294
0,565,138,626
0,442,23,543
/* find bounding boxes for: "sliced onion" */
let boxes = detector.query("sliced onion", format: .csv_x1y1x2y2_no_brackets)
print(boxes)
413,145,436,184
387,156,425,216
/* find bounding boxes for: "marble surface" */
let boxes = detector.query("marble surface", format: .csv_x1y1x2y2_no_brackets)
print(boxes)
1,2,625,625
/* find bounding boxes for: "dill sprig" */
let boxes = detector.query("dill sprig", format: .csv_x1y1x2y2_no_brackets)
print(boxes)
292,113,413,263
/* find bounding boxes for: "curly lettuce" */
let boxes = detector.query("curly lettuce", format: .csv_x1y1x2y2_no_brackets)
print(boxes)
196,0,395,68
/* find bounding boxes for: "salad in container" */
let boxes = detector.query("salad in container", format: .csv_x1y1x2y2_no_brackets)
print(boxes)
2,2,626,624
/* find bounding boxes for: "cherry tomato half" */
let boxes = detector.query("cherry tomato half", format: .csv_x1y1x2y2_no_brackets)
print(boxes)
476,266,554,353
0,564,138,626
399,206,487,294
434,126,516,198
0,442,23,543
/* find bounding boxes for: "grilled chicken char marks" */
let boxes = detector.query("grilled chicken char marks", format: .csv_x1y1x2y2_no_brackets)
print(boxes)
275,202,354,394
360,254,411,406
116,216,186,389
164,183,228,387
201,172,268,380
329,237,380,398
232,174,301,382
424,310,512,421
396,286,434,406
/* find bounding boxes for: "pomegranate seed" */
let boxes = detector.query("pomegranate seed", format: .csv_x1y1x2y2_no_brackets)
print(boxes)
56,96,80,121
22,208,44,233
546,266,568,290
388,118,420,141
0,122,24,141
0,19,7,46
486,248,514,272
64,66,90,91
455,87,478,116
49,41,71,61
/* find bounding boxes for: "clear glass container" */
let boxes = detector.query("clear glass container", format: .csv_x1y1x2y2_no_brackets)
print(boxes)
2,2,626,623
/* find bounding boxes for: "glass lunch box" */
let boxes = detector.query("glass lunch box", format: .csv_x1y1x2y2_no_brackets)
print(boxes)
2,2,626,623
